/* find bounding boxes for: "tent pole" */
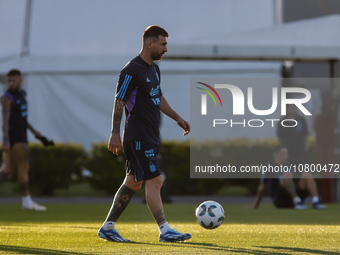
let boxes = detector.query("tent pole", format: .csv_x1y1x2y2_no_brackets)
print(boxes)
21,0,33,57
273,0,283,25
337,60,340,203
329,60,336,94
330,60,335,78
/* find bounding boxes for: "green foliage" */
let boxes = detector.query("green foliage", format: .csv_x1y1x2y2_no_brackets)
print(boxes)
85,143,125,196
161,140,224,195
161,139,269,195
162,138,317,195
86,138,318,196
1,138,318,197
28,143,86,196
4,143,86,196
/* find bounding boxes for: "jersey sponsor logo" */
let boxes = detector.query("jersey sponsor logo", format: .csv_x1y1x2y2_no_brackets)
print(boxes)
150,85,160,97
145,149,155,157
146,78,151,82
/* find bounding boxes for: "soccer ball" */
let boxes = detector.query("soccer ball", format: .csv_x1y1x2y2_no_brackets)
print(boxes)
195,201,225,229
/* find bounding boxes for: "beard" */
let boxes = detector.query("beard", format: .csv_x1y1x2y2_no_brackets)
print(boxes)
151,51,163,61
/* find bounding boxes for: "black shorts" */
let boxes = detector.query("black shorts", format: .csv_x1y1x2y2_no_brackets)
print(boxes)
274,185,310,208
9,127,27,148
123,141,161,182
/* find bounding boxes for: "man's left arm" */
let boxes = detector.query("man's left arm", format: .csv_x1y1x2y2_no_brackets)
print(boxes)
160,96,190,136
27,121,41,138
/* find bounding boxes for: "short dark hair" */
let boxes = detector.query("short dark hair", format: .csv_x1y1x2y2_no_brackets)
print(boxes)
273,145,286,153
143,25,168,43
7,69,22,77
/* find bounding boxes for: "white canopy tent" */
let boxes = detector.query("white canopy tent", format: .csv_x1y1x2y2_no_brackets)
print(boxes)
166,14,340,64
0,0,277,148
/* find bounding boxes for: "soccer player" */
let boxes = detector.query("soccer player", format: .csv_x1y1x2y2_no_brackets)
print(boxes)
97,25,191,242
0,69,46,211
277,104,309,165
252,146,325,209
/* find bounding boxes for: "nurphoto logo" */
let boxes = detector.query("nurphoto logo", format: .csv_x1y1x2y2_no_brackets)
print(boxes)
197,82,312,128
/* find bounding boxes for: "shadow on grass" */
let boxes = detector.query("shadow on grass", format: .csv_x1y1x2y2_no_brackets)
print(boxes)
257,246,340,254
2,243,337,254
124,242,340,254
0,245,88,255
2,224,98,230
124,241,289,254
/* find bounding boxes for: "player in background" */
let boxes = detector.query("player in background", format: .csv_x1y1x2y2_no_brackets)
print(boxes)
97,25,191,242
0,69,46,211
277,104,309,165
252,146,325,209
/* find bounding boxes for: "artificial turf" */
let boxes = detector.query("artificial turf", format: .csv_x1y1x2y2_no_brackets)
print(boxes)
0,202,339,254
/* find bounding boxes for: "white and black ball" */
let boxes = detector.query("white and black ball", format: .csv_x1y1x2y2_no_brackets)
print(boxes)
195,200,225,229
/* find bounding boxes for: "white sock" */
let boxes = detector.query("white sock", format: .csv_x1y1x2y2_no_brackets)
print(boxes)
22,195,33,206
293,196,302,204
312,196,319,203
159,222,171,234
102,221,115,230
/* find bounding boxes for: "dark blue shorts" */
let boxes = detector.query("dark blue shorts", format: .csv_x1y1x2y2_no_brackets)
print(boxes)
274,185,309,208
123,141,161,182
9,127,27,148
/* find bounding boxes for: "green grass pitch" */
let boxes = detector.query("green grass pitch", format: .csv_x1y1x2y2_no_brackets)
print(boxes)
0,202,339,254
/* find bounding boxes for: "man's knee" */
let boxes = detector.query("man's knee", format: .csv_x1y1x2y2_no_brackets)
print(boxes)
282,172,293,179
299,172,315,190
11,143,29,164
301,172,313,179
1,151,15,175
280,172,293,186
17,164,29,179
0,165,15,175
124,175,143,192
145,175,163,191
128,182,143,192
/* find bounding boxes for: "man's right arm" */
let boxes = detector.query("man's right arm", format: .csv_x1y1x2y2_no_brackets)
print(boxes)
1,96,11,152
252,183,267,209
108,98,125,155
